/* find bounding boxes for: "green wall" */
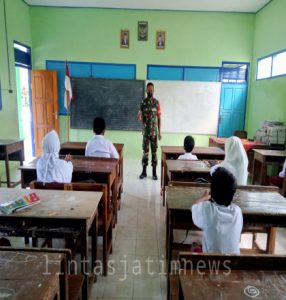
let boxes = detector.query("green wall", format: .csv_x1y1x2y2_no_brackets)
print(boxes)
0,0,32,138
30,7,255,159
246,0,286,137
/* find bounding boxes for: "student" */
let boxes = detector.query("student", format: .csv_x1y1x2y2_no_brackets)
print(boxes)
37,130,73,183
192,167,243,254
210,136,248,185
178,135,198,160
269,159,286,188
85,117,119,159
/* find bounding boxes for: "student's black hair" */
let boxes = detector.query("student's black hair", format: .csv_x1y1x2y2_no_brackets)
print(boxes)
184,135,195,153
147,82,154,88
93,117,106,135
210,167,237,207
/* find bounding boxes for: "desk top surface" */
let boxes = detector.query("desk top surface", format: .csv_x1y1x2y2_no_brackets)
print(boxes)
253,149,286,157
0,188,101,220
166,160,211,173
0,250,64,300
61,141,124,152
161,146,225,156
0,139,23,146
166,186,286,216
179,269,286,300
20,156,118,174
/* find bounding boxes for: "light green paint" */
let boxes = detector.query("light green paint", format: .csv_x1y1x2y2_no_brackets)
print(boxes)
246,0,286,137
0,0,31,138
30,7,254,156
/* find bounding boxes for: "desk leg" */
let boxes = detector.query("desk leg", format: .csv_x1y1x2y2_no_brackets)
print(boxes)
266,227,276,254
167,210,173,274
81,225,88,300
5,152,11,188
91,212,98,282
252,158,259,185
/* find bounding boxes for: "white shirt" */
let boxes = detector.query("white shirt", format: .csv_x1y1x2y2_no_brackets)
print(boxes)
279,159,286,178
178,153,198,160
85,135,119,159
192,201,243,254
36,130,73,183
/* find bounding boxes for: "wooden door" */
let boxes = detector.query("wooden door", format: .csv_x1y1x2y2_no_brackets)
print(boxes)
31,70,59,156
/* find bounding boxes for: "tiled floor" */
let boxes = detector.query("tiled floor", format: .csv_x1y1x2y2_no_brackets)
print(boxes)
89,160,167,299
2,160,286,300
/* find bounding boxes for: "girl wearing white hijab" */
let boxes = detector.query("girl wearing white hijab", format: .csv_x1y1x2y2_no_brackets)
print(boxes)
210,136,249,185
36,130,73,184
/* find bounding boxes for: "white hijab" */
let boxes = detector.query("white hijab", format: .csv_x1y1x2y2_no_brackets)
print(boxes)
36,130,72,184
211,136,249,185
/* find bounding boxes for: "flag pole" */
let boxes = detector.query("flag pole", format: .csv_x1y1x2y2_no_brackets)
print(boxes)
67,106,70,142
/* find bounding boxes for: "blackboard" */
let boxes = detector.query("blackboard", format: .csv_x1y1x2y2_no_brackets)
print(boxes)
70,77,145,130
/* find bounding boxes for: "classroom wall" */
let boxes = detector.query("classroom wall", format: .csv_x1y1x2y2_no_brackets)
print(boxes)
0,0,32,138
29,7,255,158
246,0,286,137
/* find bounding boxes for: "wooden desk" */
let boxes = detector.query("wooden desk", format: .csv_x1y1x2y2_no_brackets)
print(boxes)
0,139,24,187
166,185,286,272
60,141,124,199
0,250,66,300
252,149,286,187
166,160,211,185
0,188,101,300
209,137,269,174
178,262,286,300
19,156,119,225
161,146,225,206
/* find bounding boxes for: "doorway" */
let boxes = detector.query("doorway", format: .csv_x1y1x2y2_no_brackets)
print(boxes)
217,62,249,137
14,41,34,161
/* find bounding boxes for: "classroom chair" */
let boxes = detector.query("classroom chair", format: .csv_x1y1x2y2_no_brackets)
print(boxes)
0,246,84,300
233,130,247,139
67,182,112,276
169,251,286,300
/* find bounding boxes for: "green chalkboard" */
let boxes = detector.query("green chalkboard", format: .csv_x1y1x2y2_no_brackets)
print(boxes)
70,77,145,130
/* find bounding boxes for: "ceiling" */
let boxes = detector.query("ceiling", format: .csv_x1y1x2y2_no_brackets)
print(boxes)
23,0,272,13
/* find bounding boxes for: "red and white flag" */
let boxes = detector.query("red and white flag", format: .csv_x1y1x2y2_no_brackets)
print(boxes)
64,62,73,110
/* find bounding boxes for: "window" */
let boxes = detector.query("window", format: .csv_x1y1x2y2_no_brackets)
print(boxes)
257,57,272,80
221,63,248,83
257,49,286,80
272,52,286,77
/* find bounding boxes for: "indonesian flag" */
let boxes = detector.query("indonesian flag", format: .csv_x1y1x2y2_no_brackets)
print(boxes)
64,63,73,110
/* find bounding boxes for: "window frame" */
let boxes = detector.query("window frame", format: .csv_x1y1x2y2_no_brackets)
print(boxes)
256,48,286,80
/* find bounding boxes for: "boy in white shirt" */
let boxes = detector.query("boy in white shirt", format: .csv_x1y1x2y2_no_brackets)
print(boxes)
192,167,243,254
85,117,119,159
178,136,198,160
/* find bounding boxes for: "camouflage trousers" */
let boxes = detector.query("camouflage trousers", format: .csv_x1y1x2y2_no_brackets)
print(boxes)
141,133,158,167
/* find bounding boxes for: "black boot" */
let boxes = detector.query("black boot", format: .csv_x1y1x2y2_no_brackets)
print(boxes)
139,166,147,179
152,166,158,180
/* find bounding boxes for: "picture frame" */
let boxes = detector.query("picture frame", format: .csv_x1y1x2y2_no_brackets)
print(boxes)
156,31,166,50
138,21,148,41
120,30,129,48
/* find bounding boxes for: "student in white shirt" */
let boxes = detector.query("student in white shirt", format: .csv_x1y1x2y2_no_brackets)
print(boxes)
178,136,198,160
269,158,286,188
192,167,243,254
210,136,248,185
37,130,73,184
85,117,119,159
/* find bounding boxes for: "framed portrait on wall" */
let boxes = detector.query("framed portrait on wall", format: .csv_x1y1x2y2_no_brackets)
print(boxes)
120,30,130,48
138,21,148,41
156,31,165,49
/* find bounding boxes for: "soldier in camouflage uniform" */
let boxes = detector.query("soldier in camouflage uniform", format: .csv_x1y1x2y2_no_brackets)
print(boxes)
138,82,161,180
